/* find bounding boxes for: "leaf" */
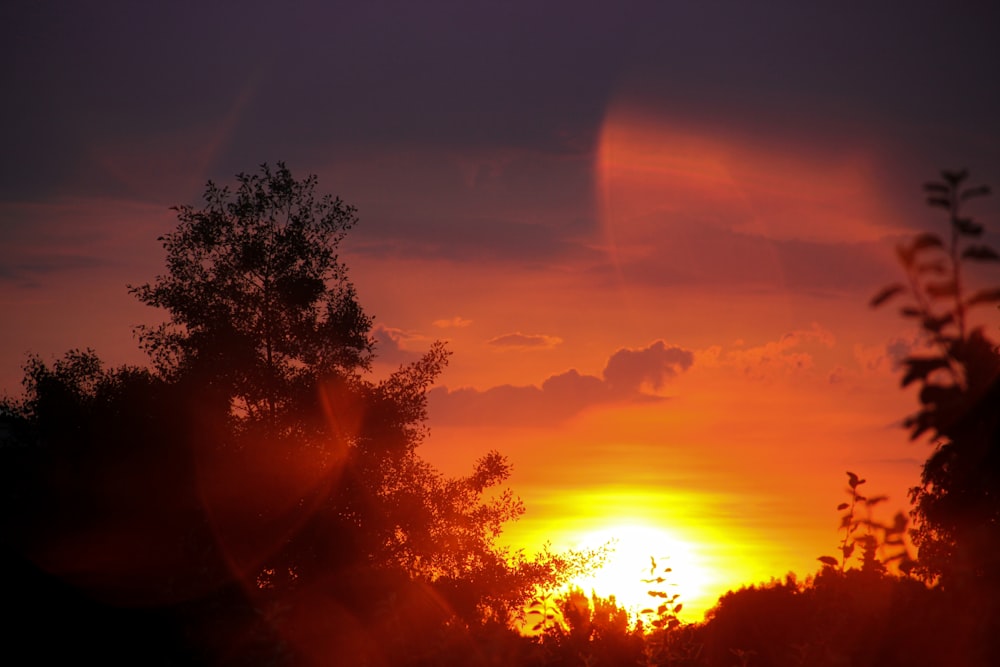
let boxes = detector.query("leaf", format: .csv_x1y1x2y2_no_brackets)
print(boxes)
954,218,984,237
673,603,683,614
923,182,949,194
870,284,906,308
960,184,990,201
926,196,951,209
639,608,655,615
817,556,839,567
942,169,968,186
919,384,962,408
847,471,859,487
900,306,922,318
962,245,1000,261
900,357,951,387
837,502,850,510
966,288,1000,307
904,411,936,440
842,543,855,558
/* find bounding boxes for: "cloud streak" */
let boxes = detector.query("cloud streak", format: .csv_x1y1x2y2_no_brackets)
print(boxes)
429,340,693,426
487,333,563,350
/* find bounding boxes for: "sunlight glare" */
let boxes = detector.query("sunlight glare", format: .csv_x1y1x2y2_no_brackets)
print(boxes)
569,523,715,622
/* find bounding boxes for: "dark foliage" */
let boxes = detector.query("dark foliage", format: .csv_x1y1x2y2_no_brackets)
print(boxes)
4,164,997,665
697,571,960,667
871,169,1000,665
0,165,573,665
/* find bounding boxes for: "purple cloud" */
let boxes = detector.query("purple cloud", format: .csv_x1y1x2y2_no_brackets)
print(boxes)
429,340,693,426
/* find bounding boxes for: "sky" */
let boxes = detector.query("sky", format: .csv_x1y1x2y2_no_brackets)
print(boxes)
4,1,1000,620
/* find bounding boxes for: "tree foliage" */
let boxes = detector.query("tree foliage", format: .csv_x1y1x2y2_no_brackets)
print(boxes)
871,169,1000,608
129,162,373,428
0,163,584,665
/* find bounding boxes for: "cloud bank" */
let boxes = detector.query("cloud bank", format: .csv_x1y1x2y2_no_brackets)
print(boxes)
428,340,693,426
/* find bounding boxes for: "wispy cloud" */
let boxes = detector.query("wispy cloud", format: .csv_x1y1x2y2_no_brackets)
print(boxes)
696,324,836,381
487,332,563,350
433,316,473,329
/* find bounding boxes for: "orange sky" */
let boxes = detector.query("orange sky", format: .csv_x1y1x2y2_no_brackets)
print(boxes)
3,101,998,621
338,103,1000,619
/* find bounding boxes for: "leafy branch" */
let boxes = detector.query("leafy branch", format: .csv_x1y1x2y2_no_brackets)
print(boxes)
870,169,998,440
819,472,914,575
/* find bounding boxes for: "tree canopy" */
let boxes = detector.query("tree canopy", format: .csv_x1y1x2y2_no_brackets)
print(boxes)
129,163,374,428
0,163,580,665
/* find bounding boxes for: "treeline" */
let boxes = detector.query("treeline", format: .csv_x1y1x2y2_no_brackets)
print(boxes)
1,166,998,666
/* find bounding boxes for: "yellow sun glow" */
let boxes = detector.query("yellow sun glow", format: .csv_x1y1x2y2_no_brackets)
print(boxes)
568,523,715,622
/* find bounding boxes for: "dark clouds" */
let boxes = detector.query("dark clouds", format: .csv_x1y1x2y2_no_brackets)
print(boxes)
428,340,693,426
7,1,998,199
3,1,999,285
371,324,429,367
1,0,635,199
603,340,693,392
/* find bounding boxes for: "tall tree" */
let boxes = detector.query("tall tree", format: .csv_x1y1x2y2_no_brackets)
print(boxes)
122,164,577,661
1,164,588,664
130,162,373,429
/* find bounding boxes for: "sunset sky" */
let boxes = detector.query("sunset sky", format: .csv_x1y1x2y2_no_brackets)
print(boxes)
4,1,1000,619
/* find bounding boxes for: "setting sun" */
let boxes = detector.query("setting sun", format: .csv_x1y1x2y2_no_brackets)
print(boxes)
568,523,716,622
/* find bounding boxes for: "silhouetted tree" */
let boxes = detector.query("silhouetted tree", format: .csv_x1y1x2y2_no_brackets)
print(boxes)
1,163,585,666
0,350,264,664
129,162,373,432
697,571,955,667
871,169,1000,664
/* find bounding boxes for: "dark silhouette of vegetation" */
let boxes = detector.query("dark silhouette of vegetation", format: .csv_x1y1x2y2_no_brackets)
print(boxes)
870,168,1000,666
128,163,373,430
818,472,913,576
3,165,997,665
0,164,582,665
